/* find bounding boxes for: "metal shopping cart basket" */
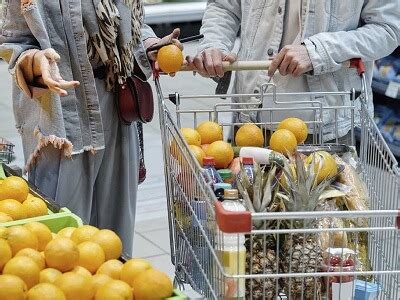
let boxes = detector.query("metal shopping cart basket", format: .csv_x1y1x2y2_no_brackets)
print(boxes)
154,59,399,299
0,137,14,165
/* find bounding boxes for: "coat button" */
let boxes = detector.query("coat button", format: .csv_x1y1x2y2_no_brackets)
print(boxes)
267,48,274,56
278,6,282,14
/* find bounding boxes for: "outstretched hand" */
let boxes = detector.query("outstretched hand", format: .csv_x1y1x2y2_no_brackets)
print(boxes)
33,48,80,96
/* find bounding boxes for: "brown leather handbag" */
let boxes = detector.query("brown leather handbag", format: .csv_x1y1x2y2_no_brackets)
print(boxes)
117,74,154,125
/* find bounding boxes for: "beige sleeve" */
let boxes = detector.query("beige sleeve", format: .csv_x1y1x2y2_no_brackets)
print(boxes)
14,49,49,99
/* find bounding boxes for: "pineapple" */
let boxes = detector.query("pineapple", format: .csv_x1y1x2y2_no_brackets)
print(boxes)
237,163,281,299
278,153,336,299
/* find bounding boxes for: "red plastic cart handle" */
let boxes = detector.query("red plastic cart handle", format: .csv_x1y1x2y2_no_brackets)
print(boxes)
349,58,366,76
215,201,252,233
397,210,400,229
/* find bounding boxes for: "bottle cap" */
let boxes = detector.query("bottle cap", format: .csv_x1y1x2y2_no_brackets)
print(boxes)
214,183,232,191
203,157,215,166
242,157,254,165
217,169,233,179
224,189,239,200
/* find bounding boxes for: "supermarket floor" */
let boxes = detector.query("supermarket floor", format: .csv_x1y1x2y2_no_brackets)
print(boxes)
0,42,226,291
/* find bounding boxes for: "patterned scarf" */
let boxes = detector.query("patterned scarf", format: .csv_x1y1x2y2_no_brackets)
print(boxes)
86,0,143,90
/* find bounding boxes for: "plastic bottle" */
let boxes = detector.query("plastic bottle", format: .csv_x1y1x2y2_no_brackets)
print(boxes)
234,146,285,165
214,182,232,201
240,157,255,184
203,157,223,184
217,169,235,185
217,189,246,299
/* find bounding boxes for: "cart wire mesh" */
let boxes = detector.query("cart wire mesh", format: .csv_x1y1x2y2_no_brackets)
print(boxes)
0,137,14,164
154,69,400,299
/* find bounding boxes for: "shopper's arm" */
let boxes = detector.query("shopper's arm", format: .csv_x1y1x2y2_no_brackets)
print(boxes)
303,0,400,75
0,0,78,98
187,0,241,77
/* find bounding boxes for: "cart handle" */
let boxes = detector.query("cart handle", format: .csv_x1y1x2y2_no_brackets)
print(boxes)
347,58,366,76
180,60,272,72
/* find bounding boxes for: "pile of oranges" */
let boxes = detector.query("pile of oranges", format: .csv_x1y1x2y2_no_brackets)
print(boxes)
0,223,173,300
0,176,48,222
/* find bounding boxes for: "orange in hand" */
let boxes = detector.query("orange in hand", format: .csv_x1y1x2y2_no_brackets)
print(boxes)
157,45,184,74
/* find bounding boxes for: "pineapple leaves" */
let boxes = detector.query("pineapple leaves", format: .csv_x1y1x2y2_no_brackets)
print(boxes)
237,179,255,213
260,165,277,212
253,162,263,212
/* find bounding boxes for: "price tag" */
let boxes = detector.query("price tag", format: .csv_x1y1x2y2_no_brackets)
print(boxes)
385,81,400,99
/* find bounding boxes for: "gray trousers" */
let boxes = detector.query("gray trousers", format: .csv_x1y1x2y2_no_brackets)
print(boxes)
29,78,139,257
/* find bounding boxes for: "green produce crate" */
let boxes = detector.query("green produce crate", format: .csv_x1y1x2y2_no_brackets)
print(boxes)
1,207,83,233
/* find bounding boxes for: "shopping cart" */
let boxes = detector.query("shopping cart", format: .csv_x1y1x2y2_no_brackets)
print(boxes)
154,59,400,299
0,137,14,164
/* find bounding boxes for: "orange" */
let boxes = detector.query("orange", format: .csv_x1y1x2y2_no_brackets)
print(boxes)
22,197,48,218
0,211,13,222
157,44,183,74
0,227,7,239
72,266,92,279
188,145,206,166
305,151,338,184
0,274,28,300
133,269,173,300
278,117,308,144
196,121,223,144
269,129,298,156
92,274,112,294
90,229,122,261
0,199,28,220
24,222,53,251
235,123,264,147
40,268,62,284
57,227,76,239
0,238,12,272
200,144,210,152
0,176,29,203
205,141,234,169
54,272,94,300
120,258,152,287
70,225,99,245
96,259,123,279
27,283,66,300
26,193,36,200
15,248,46,270
4,225,39,255
95,279,133,300
180,128,201,146
3,256,40,289
77,241,105,274
44,237,79,272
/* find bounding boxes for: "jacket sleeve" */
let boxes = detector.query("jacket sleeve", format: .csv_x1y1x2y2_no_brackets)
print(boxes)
198,0,241,54
304,0,400,75
141,24,157,41
0,0,43,98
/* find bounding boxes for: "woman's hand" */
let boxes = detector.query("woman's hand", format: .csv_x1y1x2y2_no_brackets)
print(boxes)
145,28,184,75
33,48,80,96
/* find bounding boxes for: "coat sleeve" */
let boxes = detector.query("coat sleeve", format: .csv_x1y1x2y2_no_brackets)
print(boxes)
198,0,241,54
0,0,44,98
304,0,400,75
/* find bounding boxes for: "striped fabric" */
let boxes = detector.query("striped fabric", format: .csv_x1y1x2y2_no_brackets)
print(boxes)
87,0,143,91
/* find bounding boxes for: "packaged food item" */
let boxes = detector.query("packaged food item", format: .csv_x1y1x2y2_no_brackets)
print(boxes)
203,157,223,185
233,147,285,165
355,280,381,300
334,156,370,227
321,248,356,300
316,199,348,250
214,183,232,201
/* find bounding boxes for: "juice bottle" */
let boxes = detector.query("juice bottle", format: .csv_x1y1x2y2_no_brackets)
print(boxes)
217,189,246,299
203,157,223,185
237,157,254,184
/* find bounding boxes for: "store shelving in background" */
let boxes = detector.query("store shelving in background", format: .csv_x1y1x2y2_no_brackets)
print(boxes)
369,47,400,159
